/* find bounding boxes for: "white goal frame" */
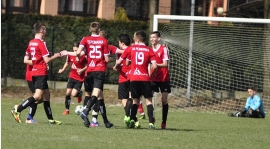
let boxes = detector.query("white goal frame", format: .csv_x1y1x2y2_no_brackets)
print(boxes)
153,15,270,102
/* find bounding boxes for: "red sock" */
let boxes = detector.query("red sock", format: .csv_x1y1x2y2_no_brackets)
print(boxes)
138,102,144,114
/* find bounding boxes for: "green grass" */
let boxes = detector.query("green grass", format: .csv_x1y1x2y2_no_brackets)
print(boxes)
2,98,270,149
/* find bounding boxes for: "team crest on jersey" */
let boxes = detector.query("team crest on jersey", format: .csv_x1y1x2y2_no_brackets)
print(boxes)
89,60,95,67
134,68,141,75
71,63,77,69
158,53,161,57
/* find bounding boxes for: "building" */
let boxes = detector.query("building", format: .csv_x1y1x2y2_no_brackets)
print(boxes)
1,0,264,20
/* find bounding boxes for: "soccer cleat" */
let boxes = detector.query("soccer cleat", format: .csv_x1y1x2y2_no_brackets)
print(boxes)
138,114,145,119
124,116,130,127
48,120,62,125
161,123,166,129
129,120,135,129
11,105,21,123
80,112,90,128
62,109,69,115
91,121,100,127
149,123,156,129
135,121,141,129
25,119,38,124
104,121,114,128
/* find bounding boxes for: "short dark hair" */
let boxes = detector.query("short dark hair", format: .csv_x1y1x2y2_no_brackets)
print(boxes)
33,22,45,34
248,86,256,91
119,34,131,46
73,42,79,47
100,30,108,39
89,22,100,33
151,31,161,37
135,30,146,43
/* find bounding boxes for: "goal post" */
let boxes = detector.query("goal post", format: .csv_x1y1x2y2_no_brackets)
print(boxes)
152,15,270,114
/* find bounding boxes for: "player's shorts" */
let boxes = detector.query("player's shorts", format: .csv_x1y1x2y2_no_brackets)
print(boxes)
27,81,35,94
84,71,105,92
66,77,83,91
151,81,171,93
118,81,130,99
130,81,153,99
32,75,49,90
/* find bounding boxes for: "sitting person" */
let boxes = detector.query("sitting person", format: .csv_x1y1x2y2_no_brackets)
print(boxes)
228,86,265,118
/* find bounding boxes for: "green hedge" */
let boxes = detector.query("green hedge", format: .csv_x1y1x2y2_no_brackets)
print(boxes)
1,14,149,83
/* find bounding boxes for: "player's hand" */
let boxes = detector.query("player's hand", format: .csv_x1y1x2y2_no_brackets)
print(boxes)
53,53,61,58
58,69,64,73
47,64,50,70
113,65,119,71
77,69,83,75
60,50,68,56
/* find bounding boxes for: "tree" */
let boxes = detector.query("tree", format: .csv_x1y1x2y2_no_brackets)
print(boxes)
114,7,129,22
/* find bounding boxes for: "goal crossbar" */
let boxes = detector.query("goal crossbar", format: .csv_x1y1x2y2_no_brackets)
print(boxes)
153,15,270,31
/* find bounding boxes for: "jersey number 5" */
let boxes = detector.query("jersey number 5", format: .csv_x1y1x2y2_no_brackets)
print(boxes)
135,52,144,65
89,45,101,58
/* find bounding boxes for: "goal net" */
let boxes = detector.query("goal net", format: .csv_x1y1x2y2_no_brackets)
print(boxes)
153,15,270,114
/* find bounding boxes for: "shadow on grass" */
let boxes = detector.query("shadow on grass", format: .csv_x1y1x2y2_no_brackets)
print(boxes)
113,125,196,131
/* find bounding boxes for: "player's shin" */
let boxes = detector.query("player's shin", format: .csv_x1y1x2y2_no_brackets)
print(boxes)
130,104,138,121
147,104,155,123
17,97,36,112
43,101,53,120
83,96,97,115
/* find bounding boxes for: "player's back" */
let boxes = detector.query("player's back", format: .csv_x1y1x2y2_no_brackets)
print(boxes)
80,35,109,72
27,38,49,76
129,44,155,82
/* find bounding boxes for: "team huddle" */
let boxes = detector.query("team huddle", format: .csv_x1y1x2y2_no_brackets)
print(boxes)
11,21,171,129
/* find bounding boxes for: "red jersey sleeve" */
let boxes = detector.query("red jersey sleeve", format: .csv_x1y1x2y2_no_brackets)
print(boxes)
40,41,50,57
120,47,131,60
108,45,118,54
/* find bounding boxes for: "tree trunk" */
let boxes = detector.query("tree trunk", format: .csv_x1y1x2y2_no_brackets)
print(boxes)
263,0,270,96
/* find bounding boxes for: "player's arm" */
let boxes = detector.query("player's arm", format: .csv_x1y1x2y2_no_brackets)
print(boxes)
113,58,123,70
23,55,32,65
116,49,125,54
244,98,251,111
43,53,62,64
58,61,70,73
250,96,262,110
150,61,158,78
157,59,168,67
157,47,169,67
104,54,110,63
77,65,87,75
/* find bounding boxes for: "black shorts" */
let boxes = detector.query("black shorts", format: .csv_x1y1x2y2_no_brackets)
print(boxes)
27,81,35,94
32,75,49,90
151,81,171,93
67,77,83,91
118,81,130,99
130,81,153,99
84,71,105,92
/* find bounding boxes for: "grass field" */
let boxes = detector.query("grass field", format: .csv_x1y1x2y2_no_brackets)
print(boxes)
2,97,270,149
